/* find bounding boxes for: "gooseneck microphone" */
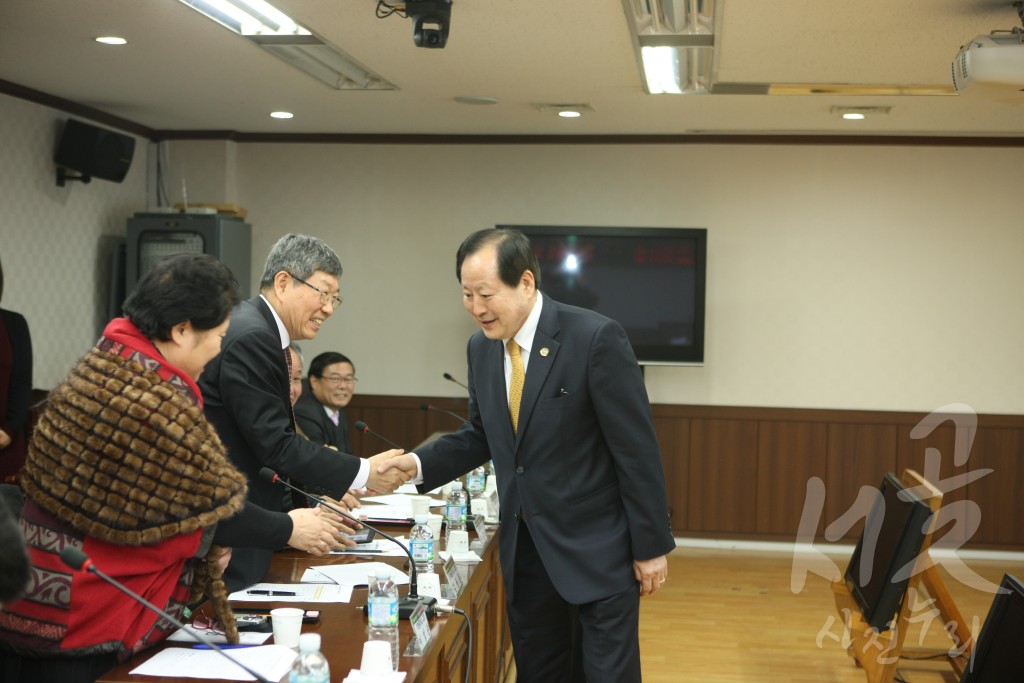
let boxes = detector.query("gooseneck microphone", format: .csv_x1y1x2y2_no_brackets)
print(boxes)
59,547,272,683
259,467,435,619
443,372,470,392
353,420,404,450
420,402,469,424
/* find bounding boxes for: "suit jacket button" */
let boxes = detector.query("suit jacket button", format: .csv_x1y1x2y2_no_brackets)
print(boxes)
515,466,524,475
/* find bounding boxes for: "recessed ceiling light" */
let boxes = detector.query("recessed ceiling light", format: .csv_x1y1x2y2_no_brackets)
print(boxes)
535,103,594,118
831,105,892,120
95,36,127,45
270,111,294,119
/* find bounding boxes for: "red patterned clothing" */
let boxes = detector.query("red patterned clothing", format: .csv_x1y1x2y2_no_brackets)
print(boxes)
0,317,246,671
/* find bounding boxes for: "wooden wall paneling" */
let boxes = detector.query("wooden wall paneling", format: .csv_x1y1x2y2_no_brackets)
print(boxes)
963,427,1024,547
823,423,899,542
687,419,759,534
653,415,688,533
755,421,829,536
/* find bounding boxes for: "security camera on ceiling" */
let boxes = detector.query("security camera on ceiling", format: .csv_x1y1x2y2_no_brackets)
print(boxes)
407,0,452,48
952,31,1024,91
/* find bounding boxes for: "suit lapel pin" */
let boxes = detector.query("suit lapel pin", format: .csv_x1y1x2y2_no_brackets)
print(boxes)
540,347,549,357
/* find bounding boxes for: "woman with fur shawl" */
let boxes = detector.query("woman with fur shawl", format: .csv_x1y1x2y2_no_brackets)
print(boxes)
0,254,250,682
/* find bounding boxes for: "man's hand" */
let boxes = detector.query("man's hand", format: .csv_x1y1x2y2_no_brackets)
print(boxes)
366,449,417,493
317,496,361,550
633,554,669,596
0,429,11,450
286,507,341,556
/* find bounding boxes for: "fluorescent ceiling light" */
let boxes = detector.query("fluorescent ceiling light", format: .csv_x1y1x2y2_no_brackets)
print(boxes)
95,36,128,45
270,111,293,119
176,0,395,90
624,0,717,94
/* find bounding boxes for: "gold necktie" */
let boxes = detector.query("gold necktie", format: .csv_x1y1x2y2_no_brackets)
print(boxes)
507,340,525,433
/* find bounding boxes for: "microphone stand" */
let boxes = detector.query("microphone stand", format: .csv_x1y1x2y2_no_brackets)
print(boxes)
353,420,404,451
421,402,469,425
259,468,436,619
442,372,470,392
59,547,272,683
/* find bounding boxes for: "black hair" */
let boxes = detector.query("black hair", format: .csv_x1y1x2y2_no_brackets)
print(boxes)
455,227,541,288
308,351,355,378
123,253,241,341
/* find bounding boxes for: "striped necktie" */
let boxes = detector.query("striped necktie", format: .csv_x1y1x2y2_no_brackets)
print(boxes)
507,340,525,433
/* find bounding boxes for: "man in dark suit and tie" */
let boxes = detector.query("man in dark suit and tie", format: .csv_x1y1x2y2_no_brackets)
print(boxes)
399,228,674,682
200,234,415,591
294,351,356,452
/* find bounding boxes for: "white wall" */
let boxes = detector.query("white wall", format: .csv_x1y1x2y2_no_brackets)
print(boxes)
0,94,147,389
4,91,1021,414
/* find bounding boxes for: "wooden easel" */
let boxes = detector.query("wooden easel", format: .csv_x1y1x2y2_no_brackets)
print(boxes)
831,469,974,682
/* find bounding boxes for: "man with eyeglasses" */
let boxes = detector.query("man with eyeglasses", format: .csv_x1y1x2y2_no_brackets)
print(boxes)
294,351,358,453
200,233,416,592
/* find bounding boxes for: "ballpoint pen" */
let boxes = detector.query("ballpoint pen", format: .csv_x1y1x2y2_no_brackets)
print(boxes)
246,589,297,596
338,548,383,554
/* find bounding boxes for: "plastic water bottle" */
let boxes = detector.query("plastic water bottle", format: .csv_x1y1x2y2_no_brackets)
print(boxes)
367,567,400,669
444,481,468,546
289,633,330,683
466,465,487,499
410,513,435,575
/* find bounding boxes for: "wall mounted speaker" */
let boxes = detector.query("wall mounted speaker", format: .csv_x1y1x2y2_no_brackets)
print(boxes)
54,119,136,186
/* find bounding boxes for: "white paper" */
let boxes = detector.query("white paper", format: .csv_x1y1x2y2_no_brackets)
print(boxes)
343,670,407,682
228,582,353,603
357,504,414,521
324,539,407,559
166,625,272,645
362,494,445,509
300,561,409,587
129,644,296,681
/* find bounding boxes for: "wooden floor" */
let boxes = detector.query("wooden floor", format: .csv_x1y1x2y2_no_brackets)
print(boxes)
637,546,1024,683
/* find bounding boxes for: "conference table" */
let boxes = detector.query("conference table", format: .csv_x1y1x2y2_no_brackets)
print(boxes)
97,519,513,683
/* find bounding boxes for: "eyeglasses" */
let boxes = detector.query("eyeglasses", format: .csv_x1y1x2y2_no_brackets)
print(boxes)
321,374,358,386
288,273,343,309
191,610,224,635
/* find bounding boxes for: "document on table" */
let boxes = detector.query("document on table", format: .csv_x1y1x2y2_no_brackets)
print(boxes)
129,644,296,681
227,582,353,603
300,560,410,587
362,494,445,509
166,625,272,645
328,538,408,558
357,503,414,522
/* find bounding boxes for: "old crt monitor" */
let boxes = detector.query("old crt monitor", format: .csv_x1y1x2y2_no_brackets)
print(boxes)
126,213,252,298
960,573,1024,682
505,225,707,365
844,472,933,631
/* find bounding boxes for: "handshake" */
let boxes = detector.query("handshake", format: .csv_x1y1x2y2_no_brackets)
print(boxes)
365,449,419,493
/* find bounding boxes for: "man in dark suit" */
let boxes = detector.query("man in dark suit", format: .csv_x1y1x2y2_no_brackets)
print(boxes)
294,351,356,452
401,228,674,682
200,234,414,591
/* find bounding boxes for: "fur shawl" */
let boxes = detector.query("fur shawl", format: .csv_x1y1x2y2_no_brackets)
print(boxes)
21,347,247,544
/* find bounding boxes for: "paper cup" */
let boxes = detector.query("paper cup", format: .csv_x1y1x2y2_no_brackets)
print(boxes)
427,513,443,540
418,571,442,600
409,494,432,517
448,529,469,554
361,639,394,675
471,498,489,519
270,607,304,648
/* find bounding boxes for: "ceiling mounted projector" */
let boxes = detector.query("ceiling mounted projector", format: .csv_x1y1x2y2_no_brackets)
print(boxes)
952,32,1024,91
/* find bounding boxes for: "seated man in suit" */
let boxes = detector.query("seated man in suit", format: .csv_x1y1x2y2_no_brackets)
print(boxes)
294,351,357,453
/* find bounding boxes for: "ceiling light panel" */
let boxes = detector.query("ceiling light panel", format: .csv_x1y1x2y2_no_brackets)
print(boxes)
623,0,717,94
176,0,395,90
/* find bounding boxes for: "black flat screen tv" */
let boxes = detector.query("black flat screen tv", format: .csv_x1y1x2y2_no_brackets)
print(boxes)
960,573,1024,682
844,472,933,632
502,225,707,365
